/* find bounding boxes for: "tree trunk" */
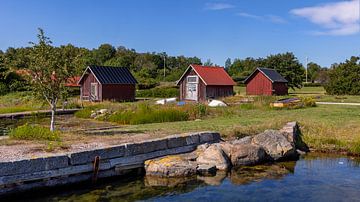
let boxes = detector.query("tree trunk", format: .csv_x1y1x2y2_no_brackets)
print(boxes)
50,103,56,132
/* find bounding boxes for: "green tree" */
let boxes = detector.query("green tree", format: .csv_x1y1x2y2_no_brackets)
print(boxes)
307,62,321,83
324,56,360,95
204,59,213,66
263,52,305,89
93,44,115,65
28,28,79,131
225,58,232,70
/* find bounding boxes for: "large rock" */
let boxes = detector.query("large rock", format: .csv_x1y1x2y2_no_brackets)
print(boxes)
230,143,267,167
196,144,230,170
145,155,197,177
280,122,309,152
252,130,297,161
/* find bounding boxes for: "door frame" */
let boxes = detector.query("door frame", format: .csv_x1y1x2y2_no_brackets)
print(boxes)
185,75,198,101
90,82,99,101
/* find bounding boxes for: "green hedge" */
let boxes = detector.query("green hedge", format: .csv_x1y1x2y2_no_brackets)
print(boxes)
136,87,179,98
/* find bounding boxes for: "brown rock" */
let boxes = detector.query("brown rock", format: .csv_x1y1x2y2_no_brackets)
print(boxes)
196,144,230,170
145,155,197,177
252,130,297,161
230,143,267,167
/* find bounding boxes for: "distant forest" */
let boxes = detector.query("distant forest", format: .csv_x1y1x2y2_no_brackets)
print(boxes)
0,38,358,95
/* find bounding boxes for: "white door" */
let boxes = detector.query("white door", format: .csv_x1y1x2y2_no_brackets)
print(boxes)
90,83,98,101
186,76,198,101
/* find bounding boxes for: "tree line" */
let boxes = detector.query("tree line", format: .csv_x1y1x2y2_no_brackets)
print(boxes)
0,29,359,95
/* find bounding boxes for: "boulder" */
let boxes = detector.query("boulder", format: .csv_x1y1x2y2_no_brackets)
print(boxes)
231,136,253,145
145,155,197,177
230,143,267,166
196,164,217,176
252,130,297,161
196,144,230,170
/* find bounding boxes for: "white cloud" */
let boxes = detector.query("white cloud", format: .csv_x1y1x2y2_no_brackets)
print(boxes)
237,12,262,20
290,0,360,36
236,12,287,24
205,3,234,10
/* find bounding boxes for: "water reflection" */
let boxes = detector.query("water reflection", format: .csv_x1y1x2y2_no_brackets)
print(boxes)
8,153,360,202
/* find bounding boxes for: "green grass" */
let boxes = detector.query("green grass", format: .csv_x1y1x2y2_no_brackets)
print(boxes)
9,124,61,141
0,91,82,114
118,104,360,154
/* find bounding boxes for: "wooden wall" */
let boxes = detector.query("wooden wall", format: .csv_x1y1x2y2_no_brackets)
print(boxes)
246,71,273,95
102,84,136,101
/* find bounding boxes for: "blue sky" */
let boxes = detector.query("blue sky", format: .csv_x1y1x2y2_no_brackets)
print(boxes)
0,0,359,67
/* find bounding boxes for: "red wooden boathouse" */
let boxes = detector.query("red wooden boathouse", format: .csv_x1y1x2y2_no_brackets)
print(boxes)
244,67,288,96
177,64,236,102
77,66,137,102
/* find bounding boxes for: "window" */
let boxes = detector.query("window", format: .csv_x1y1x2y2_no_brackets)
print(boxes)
187,76,198,83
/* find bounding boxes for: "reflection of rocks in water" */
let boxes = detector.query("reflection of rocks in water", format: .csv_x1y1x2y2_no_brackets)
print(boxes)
230,162,296,185
144,175,197,187
197,171,227,186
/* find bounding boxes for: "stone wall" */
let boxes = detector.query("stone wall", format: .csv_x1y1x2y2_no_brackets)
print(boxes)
0,132,220,196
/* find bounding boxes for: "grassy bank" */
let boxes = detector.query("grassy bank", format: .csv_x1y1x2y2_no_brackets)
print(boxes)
118,104,360,154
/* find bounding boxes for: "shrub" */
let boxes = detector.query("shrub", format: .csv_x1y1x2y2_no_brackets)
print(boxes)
0,82,8,95
74,108,93,118
303,83,323,87
107,104,189,124
301,97,316,107
136,87,179,98
9,124,61,141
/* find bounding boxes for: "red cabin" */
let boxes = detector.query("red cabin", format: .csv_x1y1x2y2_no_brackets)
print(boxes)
176,64,236,102
78,66,137,102
244,68,288,96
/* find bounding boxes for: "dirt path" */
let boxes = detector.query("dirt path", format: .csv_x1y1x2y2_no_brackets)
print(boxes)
316,102,360,106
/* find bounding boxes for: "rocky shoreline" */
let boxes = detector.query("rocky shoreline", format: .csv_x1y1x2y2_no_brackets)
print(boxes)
145,122,308,177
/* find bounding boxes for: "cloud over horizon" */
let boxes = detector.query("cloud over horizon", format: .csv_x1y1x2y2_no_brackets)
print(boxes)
204,2,234,10
290,0,360,36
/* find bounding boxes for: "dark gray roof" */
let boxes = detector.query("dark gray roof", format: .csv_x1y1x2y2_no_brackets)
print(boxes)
244,67,288,83
81,65,137,84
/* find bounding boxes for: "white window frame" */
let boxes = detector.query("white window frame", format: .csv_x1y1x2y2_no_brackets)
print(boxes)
187,76,198,83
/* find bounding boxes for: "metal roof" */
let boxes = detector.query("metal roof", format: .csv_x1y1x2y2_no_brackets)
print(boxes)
176,64,236,86
244,67,288,83
78,66,137,85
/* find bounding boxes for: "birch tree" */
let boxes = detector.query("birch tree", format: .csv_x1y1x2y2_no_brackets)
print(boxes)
28,28,77,131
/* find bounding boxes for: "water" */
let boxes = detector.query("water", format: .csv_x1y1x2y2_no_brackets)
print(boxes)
14,153,360,202
0,115,49,136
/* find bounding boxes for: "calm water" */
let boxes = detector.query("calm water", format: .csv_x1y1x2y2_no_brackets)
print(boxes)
15,153,360,202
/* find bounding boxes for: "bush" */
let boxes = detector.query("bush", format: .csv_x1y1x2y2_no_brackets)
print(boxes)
107,104,189,125
136,87,179,98
0,82,8,95
74,108,93,118
9,124,61,141
303,83,323,87
301,97,316,107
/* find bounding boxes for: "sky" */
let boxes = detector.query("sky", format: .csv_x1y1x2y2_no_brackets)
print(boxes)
0,0,359,67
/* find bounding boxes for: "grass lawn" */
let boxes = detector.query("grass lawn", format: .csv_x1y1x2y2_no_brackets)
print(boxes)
235,86,360,103
2,87,360,155
120,104,360,153
0,92,81,114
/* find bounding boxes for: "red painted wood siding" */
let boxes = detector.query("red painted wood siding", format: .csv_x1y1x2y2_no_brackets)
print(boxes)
206,86,234,100
179,68,234,102
272,82,288,95
102,84,136,101
80,70,136,101
80,72,101,101
179,69,206,101
246,71,273,95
